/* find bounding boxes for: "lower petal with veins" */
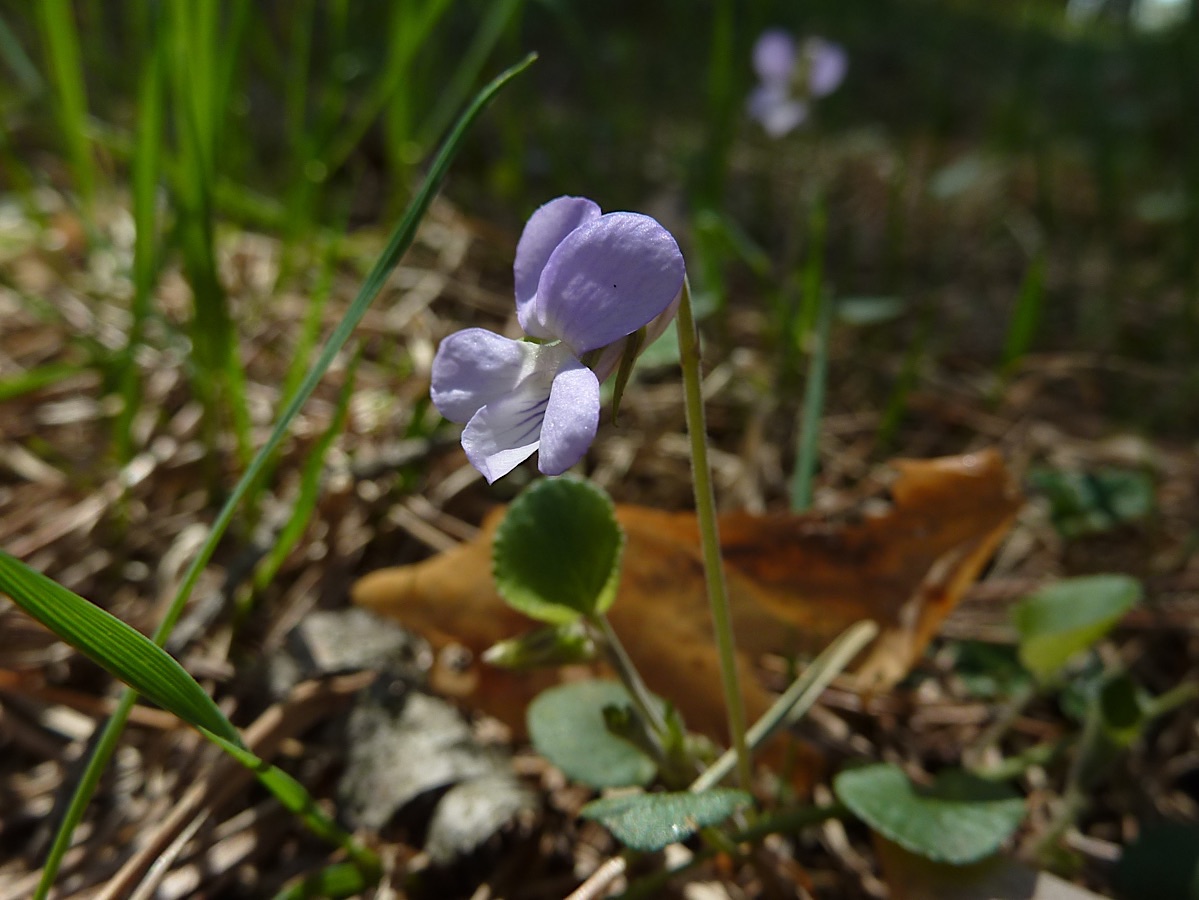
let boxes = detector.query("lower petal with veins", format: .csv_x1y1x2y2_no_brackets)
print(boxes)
460,369,556,484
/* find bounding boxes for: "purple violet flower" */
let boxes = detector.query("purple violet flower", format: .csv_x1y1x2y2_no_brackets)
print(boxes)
431,196,685,484
747,30,848,138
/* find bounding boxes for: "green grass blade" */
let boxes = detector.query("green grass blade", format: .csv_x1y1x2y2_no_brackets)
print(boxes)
789,290,833,512
251,356,358,594
1001,250,1047,376
0,11,44,92
114,15,165,463
0,553,240,746
35,0,95,217
199,728,380,873
415,0,525,150
273,862,373,900
0,362,86,403
0,551,380,883
33,53,536,899
322,0,454,177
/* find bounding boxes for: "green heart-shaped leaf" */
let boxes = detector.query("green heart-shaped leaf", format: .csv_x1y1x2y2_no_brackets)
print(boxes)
493,476,624,623
527,680,656,789
581,789,752,852
1012,575,1142,681
835,764,1025,865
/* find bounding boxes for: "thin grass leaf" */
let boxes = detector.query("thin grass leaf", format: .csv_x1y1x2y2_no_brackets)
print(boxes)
36,0,94,217
0,552,380,882
692,620,878,792
34,53,536,899
1001,250,1047,376
272,862,372,900
115,13,165,463
0,362,86,403
251,356,358,594
166,0,252,468
322,0,455,177
415,0,525,150
0,553,239,745
199,728,379,873
0,11,44,93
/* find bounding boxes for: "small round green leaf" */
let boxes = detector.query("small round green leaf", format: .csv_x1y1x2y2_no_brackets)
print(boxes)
581,789,753,852
1011,575,1142,681
493,476,624,624
527,680,656,789
834,764,1025,865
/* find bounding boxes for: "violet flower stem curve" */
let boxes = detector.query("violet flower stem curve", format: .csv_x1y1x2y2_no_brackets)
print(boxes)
675,277,752,789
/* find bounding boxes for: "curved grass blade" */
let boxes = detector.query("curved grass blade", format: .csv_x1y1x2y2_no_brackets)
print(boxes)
31,52,537,900
0,552,239,745
0,553,377,875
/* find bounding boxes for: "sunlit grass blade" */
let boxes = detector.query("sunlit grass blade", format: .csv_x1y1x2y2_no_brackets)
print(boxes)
32,53,536,899
166,0,254,469
789,289,833,512
35,0,95,218
114,15,165,464
0,552,380,881
0,552,240,745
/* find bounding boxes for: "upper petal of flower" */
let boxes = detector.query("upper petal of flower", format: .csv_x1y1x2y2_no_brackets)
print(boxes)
430,328,541,424
537,357,600,476
753,29,796,87
514,196,602,339
535,212,685,354
803,37,848,97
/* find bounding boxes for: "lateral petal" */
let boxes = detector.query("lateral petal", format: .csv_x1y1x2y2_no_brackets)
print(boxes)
430,328,540,424
537,357,600,476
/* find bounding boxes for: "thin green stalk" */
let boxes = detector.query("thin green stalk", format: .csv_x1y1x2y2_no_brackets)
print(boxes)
789,289,832,512
34,54,537,900
692,620,877,792
675,277,751,789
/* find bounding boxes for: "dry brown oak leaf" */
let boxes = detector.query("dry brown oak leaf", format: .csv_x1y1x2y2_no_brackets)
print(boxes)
353,450,1022,756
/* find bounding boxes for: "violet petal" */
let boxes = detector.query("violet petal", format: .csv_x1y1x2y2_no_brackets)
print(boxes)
514,196,601,339
535,212,685,354
537,357,600,476
748,85,808,137
430,328,541,424
753,29,796,86
805,37,848,98
460,377,552,484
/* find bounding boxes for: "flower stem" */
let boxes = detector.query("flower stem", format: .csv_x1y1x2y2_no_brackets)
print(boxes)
675,277,752,789
591,614,669,741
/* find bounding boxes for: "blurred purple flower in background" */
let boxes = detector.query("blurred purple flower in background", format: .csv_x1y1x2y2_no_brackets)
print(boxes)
431,196,685,483
747,30,848,138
